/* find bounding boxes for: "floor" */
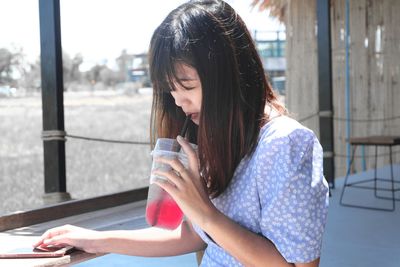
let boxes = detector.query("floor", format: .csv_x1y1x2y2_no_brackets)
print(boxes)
320,164,400,267
74,253,198,267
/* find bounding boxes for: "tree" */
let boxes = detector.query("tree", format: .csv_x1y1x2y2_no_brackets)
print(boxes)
85,64,119,88
18,59,41,92
0,48,21,85
63,52,83,87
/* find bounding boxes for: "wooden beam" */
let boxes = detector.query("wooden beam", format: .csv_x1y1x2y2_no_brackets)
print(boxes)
317,0,335,188
39,0,67,193
0,188,148,232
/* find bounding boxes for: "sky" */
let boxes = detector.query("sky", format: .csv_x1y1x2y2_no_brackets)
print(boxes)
0,0,284,70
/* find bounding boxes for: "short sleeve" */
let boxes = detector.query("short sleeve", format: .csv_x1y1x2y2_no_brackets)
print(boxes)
255,129,329,263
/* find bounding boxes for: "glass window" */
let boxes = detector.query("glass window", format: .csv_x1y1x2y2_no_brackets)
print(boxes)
0,0,42,215
60,0,187,200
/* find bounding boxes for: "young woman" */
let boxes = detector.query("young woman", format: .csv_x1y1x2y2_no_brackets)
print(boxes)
34,1,329,266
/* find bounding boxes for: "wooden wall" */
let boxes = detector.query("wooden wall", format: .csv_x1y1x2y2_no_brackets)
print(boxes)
285,0,319,135
285,0,400,177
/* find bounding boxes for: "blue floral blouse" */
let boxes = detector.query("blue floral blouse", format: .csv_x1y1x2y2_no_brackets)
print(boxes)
193,116,329,266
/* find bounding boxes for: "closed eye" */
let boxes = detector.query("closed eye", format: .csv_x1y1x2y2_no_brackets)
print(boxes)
174,78,199,91
182,85,196,90
178,81,198,90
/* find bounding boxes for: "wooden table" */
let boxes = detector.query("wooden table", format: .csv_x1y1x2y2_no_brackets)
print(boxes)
0,201,147,267
339,136,400,211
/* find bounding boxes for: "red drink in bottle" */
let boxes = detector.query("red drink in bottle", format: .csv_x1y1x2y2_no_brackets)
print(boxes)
145,185,183,230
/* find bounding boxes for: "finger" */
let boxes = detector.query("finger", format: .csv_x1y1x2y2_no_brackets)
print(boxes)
33,232,49,247
155,157,187,178
154,178,178,197
42,235,71,247
33,226,70,247
177,136,199,170
152,169,183,189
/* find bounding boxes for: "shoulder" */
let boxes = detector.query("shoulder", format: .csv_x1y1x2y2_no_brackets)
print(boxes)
257,116,317,153
249,116,323,187
251,115,325,196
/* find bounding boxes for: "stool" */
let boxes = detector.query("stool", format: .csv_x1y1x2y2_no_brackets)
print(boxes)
339,136,400,211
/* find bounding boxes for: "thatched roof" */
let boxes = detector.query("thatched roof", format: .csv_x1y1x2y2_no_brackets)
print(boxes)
251,0,287,22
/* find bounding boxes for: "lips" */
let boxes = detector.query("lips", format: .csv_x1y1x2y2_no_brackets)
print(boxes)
190,113,199,120
183,111,199,124
184,112,195,117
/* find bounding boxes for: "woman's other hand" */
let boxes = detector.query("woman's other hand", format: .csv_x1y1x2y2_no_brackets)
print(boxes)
33,224,102,253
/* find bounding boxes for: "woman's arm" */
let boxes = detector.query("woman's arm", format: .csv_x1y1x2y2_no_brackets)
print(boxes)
34,220,206,257
202,207,319,267
97,220,206,256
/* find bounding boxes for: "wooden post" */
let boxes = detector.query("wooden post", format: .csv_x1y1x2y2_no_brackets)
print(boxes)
317,0,335,188
39,0,69,200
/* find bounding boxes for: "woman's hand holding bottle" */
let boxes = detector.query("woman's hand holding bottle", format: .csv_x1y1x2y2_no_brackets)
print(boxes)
152,135,219,229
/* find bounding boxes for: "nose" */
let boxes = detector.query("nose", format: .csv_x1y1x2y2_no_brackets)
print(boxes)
171,91,188,108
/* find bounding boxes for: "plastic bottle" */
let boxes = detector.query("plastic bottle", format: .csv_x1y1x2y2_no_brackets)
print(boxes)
146,116,192,229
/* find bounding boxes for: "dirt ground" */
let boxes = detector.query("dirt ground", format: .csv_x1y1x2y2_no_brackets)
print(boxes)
0,91,153,215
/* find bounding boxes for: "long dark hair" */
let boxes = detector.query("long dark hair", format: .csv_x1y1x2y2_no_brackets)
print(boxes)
149,0,285,198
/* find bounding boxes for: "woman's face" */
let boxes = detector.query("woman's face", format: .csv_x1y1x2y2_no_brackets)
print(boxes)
171,64,202,125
